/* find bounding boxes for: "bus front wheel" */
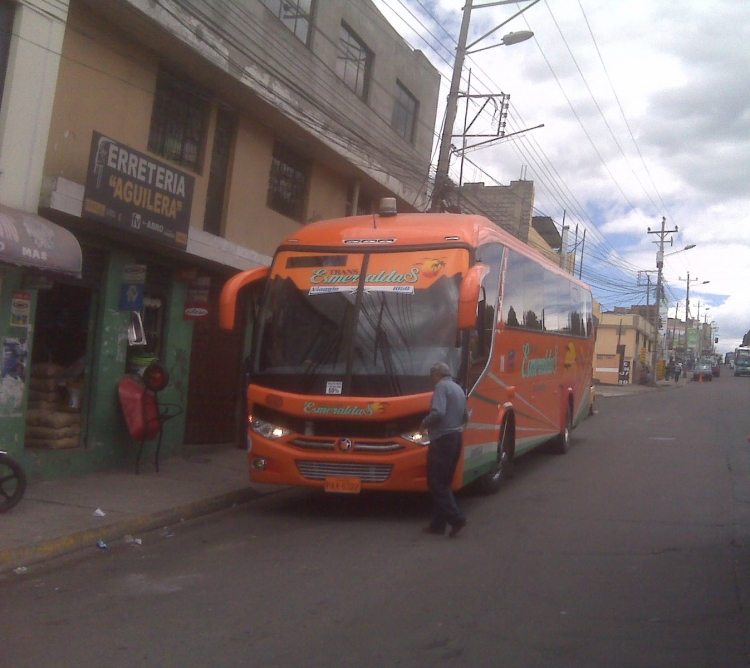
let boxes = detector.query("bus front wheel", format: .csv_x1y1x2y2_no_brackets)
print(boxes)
551,405,572,455
477,418,514,495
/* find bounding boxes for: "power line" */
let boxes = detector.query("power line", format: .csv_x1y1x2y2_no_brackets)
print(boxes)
576,0,675,223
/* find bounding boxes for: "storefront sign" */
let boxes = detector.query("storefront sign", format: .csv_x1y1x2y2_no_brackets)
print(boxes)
10,291,31,327
23,273,55,290
82,132,194,250
619,359,631,384
119,264,146,312
176,268,199,283
183,275,210,320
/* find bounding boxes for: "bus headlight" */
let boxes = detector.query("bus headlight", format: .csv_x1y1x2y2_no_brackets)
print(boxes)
401,430,430,445
249,416,291,440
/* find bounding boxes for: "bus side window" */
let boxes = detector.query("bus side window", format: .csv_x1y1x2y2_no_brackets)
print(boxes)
502,251,524,328
468,243,503,388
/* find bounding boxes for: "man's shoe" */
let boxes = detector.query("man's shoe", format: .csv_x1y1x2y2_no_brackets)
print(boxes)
422,526,445,535
448,519,468,538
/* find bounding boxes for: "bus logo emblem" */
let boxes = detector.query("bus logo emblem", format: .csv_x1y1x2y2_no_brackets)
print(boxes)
338,438,353,452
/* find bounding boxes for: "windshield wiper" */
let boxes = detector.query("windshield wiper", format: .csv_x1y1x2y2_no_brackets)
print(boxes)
365,293,404,396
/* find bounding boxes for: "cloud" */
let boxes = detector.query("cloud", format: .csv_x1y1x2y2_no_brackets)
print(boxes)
374,0,750,339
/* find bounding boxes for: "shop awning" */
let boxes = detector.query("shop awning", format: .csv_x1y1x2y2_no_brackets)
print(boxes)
0,203,82,276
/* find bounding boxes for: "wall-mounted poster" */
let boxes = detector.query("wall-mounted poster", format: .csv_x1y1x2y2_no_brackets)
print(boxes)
0,338,28,417
10,291,31,327
119,263,146,312
183,275,210,320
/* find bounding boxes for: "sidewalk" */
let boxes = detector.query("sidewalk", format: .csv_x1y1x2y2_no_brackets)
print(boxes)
595,377,687,398
0,446,280,575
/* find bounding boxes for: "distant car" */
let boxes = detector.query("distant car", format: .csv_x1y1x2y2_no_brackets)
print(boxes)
693,359,713,382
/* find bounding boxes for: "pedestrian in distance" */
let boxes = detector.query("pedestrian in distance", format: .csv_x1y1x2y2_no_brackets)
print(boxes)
674,362,682,383
419,362,469,538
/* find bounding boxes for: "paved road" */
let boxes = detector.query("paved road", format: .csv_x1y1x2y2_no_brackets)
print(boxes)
3,375,750,667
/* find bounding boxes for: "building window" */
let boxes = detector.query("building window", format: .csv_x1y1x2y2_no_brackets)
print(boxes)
204,107,237,236
0,1,14,111
261,0,314,44
148,71,210,172
267,142,309,222
336,23,372,100
392,81,418,143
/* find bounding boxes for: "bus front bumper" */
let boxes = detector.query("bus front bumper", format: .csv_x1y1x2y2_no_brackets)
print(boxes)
247,437,433,492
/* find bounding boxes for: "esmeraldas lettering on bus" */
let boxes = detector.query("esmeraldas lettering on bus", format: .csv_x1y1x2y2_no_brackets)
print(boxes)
106,142,186,197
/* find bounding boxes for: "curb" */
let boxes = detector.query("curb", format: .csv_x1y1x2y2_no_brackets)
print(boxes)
596,381,685,398
0,486,263,575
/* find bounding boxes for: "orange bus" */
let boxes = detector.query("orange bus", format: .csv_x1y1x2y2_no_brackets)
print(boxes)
220,199,594,495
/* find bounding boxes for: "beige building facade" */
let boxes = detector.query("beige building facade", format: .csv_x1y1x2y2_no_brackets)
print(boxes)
594,313,654,385
0,0,442,481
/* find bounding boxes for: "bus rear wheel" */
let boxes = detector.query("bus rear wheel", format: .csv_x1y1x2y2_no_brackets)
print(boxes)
477,418,514,495
551,405,572,455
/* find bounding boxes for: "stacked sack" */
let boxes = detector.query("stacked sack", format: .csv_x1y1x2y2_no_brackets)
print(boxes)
25,363,81,450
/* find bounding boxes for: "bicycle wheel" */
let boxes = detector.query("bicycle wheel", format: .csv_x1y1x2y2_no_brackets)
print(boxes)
0,452,27,513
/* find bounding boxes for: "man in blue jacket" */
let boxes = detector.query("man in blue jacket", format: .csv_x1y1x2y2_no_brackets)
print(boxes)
419,362,469,537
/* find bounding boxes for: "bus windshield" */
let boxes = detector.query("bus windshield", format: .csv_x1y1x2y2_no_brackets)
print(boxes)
736,348,750,361
252,249,470,397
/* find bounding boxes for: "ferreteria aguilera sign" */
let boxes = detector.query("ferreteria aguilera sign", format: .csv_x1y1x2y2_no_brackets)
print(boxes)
82,132,195,250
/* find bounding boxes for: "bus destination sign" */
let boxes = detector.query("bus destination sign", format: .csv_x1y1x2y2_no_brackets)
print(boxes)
82,131,194,250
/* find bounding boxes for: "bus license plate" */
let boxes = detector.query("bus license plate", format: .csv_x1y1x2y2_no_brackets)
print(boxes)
324,477,361,494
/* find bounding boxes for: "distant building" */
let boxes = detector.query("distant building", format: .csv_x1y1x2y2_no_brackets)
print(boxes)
453,181,573,271
594,313,654,385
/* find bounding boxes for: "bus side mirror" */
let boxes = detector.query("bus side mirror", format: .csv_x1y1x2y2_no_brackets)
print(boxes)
127,311,147,346
220,266,271,330
457,264,488,330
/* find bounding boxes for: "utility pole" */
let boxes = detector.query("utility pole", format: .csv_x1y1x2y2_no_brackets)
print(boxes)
639,270,657,362
429,1,537,212
670,301,679,353
679,273,709,364
431,1,474,213
682,271,692,323
578,229,586,280
647,216,678,383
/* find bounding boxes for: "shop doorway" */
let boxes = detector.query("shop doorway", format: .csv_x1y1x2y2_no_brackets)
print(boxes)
183,275,247,446
25,282,96,450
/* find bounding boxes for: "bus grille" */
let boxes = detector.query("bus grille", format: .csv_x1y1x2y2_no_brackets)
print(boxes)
296,461,393,483
289,438,403,453
290,438,336,450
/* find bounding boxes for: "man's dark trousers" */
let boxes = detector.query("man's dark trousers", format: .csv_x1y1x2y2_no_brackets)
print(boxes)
427,432,467,531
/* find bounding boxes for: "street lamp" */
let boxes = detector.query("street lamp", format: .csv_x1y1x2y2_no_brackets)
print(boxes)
431,0,537,212
665,243,696,257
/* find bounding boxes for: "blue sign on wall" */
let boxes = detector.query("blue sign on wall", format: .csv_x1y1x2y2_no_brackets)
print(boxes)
119,283,144,312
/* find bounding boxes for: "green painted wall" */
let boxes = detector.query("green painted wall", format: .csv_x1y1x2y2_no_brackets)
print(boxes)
156,278,191,458
0,267,34,461
75,251,193,476
2,249,194,482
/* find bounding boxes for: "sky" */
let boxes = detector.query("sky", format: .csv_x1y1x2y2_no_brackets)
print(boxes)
373,0,750,354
